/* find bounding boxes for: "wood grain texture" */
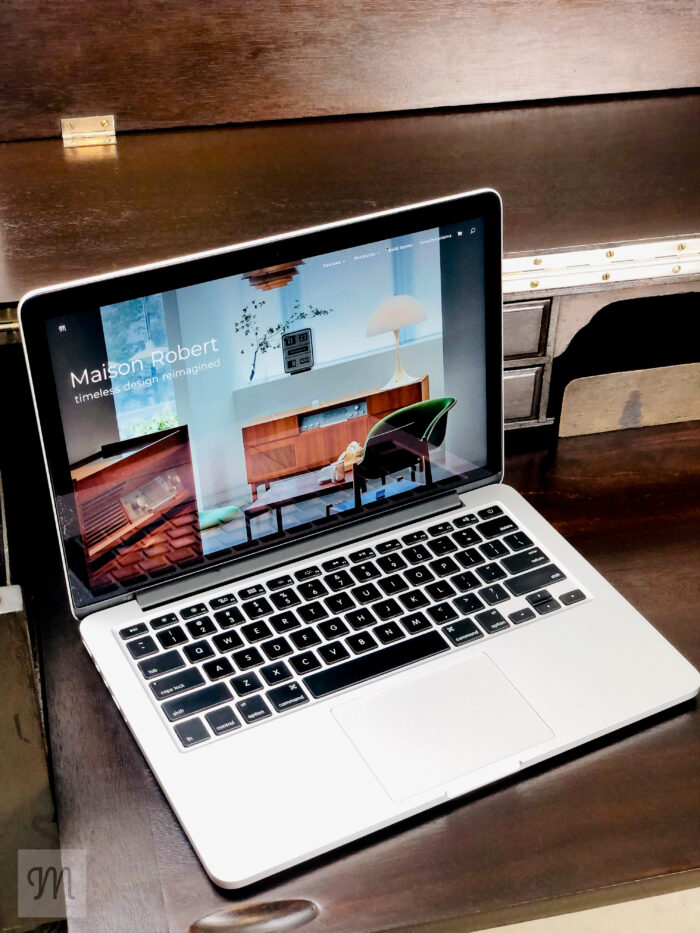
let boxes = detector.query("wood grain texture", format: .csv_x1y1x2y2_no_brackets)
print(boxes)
1,0,698,142
2,331,698,932
0,93,699,305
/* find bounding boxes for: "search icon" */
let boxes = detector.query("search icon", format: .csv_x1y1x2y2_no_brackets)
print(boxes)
469,227,476,234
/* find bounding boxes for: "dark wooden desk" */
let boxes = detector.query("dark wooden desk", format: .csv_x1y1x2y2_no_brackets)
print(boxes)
3,330,698,932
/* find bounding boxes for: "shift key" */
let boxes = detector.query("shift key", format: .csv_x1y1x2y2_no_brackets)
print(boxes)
162,683,232,721
505,564,566,597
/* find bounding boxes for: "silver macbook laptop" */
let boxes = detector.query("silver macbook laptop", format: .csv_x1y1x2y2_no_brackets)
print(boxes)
20,189,699,887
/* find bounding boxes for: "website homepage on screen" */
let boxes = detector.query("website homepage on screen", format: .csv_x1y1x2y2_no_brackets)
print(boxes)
45,219,487,604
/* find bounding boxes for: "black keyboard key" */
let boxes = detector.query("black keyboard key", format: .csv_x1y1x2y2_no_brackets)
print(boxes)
305,630,449,698
298,601,328,623
374,598,403,621
270,611,300,633
479,584,509,605
425,580,456,602
325,570,354,591
183,641,215,663
150,667,205,700
504,531,533,551
295,566,321,580
186,616,216,639
399,590,429,611
261,661,292,684
322,556,349,571
150,612,178,630
325,592,355,614
214,606,245,628
349,547,376,563
454,513,478,527
478,505,503,519
268,574,293,590
138,649,184,679
444,618,484,645
290,651,321,674
318,641,351,664
377,553,407,573
402,530,427,545
163,683,232,721
174,717,210,747
456,548,484,568
236,695,272,723
351,561,380,582
476,562,506,583
475,608,509,634
453,528,481,547
534,598,560,615
427,603,458,625
346,632,378,654
509,607,536,624
373,622,405,644
502,548,549,575
120,622,148,640
477,516,518,539
405,565,435,587
526,589,552,606
261,636,292,659
318,617,350,639
270,588,300,610
298,579,328,600
428,535,457,556
205,706,241,735
230,672,263,696
378,574,408,595
212,630,244,653
451,570,480,592
347,607,376,630
560,589,586,606
202,657,234,681
267,681,309,712
454,593,484,615
290,628,321,650
209,593,237,610
376,538,401,553
428,521,453,537
480,540,509,560
241,620,273,643
239,584,265,600
403,544,431,564
401,611,432,634
429,556,460,577
155,627,187,649
506,565,566,597
180,603,208,620
351,583,382,604
232,647,264,669
242,597,273,619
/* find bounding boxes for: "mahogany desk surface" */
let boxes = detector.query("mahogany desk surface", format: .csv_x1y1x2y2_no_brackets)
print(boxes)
3,341,698,933
1,91,699,306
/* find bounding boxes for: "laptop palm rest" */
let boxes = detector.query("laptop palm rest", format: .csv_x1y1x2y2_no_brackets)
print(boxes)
332,653,554,801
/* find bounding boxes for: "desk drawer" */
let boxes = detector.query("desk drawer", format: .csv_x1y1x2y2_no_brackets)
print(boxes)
504,366,542,422
503,300,549,359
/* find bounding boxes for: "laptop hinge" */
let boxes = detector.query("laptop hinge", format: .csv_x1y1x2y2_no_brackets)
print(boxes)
136,491,464,613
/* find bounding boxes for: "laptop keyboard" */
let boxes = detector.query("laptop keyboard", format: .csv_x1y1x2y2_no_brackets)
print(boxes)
116,503,589,749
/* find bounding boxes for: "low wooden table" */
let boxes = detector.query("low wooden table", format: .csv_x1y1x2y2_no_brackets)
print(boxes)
243,469,355,538
3,330,698,933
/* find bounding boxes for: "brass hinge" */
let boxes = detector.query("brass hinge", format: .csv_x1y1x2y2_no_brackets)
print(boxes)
61,115,117,148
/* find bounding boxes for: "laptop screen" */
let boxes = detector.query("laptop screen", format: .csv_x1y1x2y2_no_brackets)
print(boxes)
25,192,502,610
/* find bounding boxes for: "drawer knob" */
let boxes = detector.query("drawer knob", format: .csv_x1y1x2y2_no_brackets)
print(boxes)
190,899,319,932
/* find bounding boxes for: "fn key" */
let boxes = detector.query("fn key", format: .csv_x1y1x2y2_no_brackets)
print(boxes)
173,718,209,747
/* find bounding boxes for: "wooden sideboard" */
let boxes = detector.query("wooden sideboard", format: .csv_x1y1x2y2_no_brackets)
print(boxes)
242,376,429,497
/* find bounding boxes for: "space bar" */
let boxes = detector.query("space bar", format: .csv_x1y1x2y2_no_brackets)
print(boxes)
303,631,449,698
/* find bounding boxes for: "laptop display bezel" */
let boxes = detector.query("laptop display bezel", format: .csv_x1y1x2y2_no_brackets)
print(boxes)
20,189,503,617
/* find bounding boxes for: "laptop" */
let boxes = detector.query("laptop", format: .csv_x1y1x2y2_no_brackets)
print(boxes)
19,189,699,887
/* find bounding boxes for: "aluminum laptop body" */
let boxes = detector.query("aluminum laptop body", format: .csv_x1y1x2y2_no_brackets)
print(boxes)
19,190,699,887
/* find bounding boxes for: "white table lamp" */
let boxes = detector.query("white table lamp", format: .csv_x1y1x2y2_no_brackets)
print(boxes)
366,295,427,388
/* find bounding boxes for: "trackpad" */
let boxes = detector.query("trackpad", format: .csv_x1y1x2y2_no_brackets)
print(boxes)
333,653,553,801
